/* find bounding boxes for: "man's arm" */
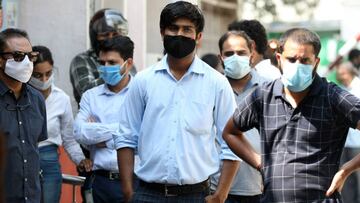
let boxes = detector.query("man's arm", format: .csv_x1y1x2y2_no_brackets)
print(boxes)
205,160,239,202
206,78,241,203
117,148,135,203
327,152,360,196
73,90,117,145
60,94,86,165
223,118,261,170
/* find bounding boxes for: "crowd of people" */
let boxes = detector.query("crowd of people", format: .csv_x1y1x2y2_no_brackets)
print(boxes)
1,1,360,203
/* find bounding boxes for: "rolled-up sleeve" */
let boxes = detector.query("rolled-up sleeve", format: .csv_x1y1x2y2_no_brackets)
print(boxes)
113,76,145,150
74,90,118,145
232,87,260,132
214,77,241,161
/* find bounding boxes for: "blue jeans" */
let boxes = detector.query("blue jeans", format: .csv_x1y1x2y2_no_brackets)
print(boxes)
39,145,62,203
132,182,210,203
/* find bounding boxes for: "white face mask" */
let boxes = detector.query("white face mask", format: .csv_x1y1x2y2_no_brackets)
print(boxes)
224,55,251,79
29,74,54,91
4,55,34,83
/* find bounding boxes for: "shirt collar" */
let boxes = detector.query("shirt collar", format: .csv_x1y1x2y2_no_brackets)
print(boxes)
274,73,324,97
0,79,9,96
98,75,132,96
154,54,206,75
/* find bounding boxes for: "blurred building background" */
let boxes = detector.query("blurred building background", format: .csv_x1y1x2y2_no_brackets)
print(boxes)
2,0,359,103
1,0,359,202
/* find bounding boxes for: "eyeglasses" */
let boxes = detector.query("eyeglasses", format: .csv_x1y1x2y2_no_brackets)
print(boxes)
0,51,39,62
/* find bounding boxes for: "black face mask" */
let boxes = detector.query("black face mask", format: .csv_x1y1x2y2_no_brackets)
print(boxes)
163,35,196,59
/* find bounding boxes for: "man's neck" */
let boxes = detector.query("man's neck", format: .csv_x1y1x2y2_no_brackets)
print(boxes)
228,73,252,94
167,53,195,81
108,74,130,93
251,52,264,68
0,71,23,99
284,87,310,108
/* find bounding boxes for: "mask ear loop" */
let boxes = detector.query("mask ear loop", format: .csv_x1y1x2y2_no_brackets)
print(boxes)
120,60,128,75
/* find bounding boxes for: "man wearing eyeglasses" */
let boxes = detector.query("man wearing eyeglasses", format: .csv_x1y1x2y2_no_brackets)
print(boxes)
0,28,47,203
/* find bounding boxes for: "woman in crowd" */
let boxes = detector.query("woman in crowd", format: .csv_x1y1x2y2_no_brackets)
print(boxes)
29,45,92,203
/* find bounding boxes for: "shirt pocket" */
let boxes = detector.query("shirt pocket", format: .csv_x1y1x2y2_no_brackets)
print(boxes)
183,98,213,135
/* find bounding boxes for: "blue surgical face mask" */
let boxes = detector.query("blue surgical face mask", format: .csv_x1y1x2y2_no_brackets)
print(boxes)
224,55,251,79
98,61,127,86
281,60,314,92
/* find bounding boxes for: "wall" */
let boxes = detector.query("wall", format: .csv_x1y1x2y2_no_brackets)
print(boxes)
18,0,88,108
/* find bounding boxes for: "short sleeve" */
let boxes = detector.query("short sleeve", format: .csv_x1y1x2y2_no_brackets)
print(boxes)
331,84,360,128
232,86,260,132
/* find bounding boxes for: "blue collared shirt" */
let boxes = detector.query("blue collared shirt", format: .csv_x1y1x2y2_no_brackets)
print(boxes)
114,55,239,185
74,80,131,171
0,80,47,203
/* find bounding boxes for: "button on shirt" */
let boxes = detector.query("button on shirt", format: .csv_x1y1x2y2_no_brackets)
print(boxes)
74,81,131,171
39,85,85,164
0,80,47,203
113,55,239,185
233,74,360,202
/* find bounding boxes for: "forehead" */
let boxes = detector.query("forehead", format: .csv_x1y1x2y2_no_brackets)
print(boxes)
222,35,250,51
34,61,53,73
282,39,316,57
171,18,195,28
5,37,32,52
99,50,124,60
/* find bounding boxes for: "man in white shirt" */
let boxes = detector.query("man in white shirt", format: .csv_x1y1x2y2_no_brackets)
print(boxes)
336,62,360,203
228,20,281,80
74,36,134,203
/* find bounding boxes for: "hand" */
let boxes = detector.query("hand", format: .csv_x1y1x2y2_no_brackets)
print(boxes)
326,169,348,197
205,193,226,203
77,159,93,172
96,141,107,148
87,115,99,123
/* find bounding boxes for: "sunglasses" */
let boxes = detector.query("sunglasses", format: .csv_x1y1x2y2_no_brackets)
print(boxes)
0,51,39,62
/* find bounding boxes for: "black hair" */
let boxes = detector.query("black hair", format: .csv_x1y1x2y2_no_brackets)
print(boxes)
218,31,253,53
0,28,29,52
99,36,134,60
201,53,220,69
160,1,204,33
32,46,54,66
278,28,321,57
349,49,360,62
228,20,267,55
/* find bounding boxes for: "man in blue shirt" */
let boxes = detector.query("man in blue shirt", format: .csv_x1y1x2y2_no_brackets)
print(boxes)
114,1,240,203
223,28,360,202
0,28,47,203
74,36,135,203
